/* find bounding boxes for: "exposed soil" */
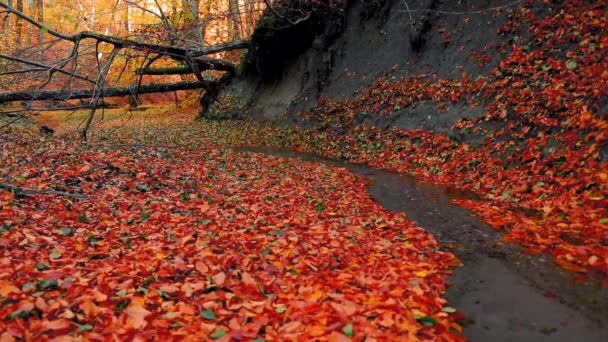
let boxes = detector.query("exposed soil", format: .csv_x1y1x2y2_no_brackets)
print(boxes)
239,146,608,341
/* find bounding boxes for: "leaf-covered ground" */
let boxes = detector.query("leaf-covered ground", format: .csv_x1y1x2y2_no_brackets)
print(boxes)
199,0,608,280
0,126,463,341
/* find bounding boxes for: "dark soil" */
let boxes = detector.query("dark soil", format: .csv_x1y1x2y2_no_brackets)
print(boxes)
238,146,608,342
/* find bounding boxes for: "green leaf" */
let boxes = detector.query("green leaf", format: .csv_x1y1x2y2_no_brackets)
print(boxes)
136,183,151,192
78,213,88,222
77,324,94,332
287,269,298,275
40,26,49,34
271,230,285,237
136,287,148,294
251,339,264,342
201,310,216,320
275,306,287,314
116,289,127,297
35,263,49,271
38,279,58,290
600,217,608,224
210,328,227,339
342,324,354,336
566,60,578,70
143,276,156,285
156,289,170,299
49,251,61,259
59,227,74,236
417,316,437,327
117,300,129,310
442,306,457,313
8,310,30,320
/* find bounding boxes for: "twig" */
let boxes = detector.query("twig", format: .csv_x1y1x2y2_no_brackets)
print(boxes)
0,116,23,130
0,182,88,199
401,0,414,34
400,0,522,15
262,0,311,26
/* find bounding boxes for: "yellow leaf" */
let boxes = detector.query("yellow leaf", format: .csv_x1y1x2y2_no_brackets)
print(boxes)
415,270,430,277
0,281,20,296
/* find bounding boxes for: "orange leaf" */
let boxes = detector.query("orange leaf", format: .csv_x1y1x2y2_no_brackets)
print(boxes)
212,272,226,286
0,281,20,296
241,272,256,286
195,261,209,274
329,300,358,317
124,298,152,330
42,319,71,331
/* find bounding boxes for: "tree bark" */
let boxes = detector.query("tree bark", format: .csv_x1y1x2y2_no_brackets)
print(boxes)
14,0,22,48
2,0,12,51
229,0,242,40
36,0,43,47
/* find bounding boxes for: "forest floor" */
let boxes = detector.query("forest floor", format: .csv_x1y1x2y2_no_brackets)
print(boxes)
0,107,606,341
1,109,461,341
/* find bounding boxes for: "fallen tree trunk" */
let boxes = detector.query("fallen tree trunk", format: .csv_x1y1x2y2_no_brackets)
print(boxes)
137,56,236,75
0,81,209,102
137,66,194,75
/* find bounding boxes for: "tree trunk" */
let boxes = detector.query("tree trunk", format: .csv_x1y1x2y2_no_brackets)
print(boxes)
2,0,12,51
36,0,42,47
14,0,22,48
229,0,242,40
183,0,203,46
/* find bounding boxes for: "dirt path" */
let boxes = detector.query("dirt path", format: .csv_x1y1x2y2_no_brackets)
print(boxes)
240,147,608,342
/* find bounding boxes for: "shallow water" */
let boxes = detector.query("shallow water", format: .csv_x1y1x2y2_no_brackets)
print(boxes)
237,146,608,342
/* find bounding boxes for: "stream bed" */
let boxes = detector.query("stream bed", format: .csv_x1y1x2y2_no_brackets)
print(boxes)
238,146,608,342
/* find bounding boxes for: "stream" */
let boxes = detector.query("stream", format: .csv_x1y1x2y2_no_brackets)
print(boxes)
238,147,608,342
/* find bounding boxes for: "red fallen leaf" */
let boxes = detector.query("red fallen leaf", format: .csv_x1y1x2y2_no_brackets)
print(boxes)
240,272,256,286
329,300,358,317
544,291,558,299
195,260,209,274
91,289,108,302
42,319,71,331
79,298,99,317
279,321,304,334
328,331,353,342
159,284,179,293
78,165,92,173
212,272,226,286
124,298,152,330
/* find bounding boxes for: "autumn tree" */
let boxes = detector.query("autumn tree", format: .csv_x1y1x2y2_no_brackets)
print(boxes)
0,0,273,139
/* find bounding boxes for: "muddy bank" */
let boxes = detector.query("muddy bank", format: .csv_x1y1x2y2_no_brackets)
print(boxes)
237,146,608,342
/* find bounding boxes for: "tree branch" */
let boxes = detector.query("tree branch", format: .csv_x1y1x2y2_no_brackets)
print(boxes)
262,0,311,26
0,182,87,199
0,81,211,102
0,53,96,83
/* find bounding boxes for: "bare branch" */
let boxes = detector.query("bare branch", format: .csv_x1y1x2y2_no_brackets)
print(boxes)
0,182,87,199
262,0,311,26
0,53,96,83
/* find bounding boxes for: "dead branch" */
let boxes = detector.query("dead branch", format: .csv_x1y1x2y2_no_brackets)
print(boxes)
0,81,210,102
0,182,88,199
262,0,311,26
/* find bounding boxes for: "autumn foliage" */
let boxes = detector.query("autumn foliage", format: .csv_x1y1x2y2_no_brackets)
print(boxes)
1,0,607,340
0,121,464,340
